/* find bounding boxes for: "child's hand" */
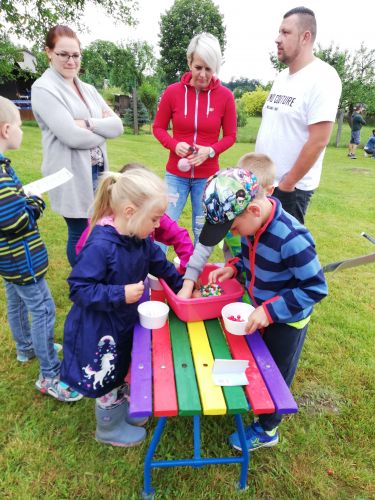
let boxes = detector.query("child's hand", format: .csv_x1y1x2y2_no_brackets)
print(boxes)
245,306,270,334
208,266,234,284
125,281,144,303
177,280,195,299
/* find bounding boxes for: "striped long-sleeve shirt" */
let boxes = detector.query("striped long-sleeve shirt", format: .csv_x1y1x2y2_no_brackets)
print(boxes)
228,198,328,324
0,156,48,285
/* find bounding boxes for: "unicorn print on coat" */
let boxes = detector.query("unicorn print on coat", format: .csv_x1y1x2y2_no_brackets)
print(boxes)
83,335,116,389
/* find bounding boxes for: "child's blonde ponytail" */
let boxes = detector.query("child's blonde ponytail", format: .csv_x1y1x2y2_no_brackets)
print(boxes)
89,172,121,233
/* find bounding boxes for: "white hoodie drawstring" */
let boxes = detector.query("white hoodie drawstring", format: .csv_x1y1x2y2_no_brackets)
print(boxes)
206,90,211,117
184,85,188,117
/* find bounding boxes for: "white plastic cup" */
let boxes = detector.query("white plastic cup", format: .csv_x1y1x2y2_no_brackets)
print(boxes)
138,301,169,329
177,158,191,172
221,302,255,335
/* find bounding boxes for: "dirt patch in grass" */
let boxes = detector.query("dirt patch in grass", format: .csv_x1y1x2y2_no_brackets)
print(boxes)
297,384,345,415
348,168,371,173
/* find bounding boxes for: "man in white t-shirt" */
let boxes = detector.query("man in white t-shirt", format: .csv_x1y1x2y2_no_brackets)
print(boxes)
255,6,342,223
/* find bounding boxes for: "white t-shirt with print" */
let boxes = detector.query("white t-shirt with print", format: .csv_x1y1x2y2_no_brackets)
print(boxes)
255,58,342,191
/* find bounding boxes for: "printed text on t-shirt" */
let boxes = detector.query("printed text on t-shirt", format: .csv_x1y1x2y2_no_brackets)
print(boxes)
267,94,296,107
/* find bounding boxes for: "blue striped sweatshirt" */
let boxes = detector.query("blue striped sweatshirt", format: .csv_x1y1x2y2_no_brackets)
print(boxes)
228,198,328,324
0,156,48,285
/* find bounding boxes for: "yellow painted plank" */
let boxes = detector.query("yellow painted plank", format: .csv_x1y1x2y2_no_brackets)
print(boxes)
187,321,227,415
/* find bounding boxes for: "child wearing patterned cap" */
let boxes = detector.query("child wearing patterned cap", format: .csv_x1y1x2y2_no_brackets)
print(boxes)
199,165,328,452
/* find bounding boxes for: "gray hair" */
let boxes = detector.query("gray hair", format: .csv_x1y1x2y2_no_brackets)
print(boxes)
0,96,20,125
186,32,222,74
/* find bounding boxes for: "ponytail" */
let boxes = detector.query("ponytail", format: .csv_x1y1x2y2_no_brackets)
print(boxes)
89,172,121,233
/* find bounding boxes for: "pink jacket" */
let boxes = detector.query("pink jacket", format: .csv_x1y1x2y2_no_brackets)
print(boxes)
75,213,194,271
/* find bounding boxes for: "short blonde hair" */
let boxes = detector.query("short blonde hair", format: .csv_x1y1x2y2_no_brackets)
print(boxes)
0,96,20,125
91,169,168,237
237,153,275,196
186,32,222,74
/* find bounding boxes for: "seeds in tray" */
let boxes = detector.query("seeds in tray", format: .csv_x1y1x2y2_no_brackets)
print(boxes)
200,283,223,297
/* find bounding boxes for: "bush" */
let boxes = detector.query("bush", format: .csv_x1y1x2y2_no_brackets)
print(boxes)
123,97,149,130
239,87,269,116
236,99,248,128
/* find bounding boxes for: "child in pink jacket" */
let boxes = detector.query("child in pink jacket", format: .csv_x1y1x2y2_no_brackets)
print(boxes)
76,163,194,272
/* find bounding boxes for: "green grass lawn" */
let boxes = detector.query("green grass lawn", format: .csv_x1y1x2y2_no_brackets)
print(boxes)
0,124,374,499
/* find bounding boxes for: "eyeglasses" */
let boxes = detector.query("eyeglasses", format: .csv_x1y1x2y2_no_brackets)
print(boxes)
53,52,81,63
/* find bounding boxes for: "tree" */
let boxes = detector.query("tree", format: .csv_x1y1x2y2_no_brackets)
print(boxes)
223,77,260,99
110,45,138,94
0,36,23,83
123,95,149,131
138,79,159,122
0,0,138,42
127,41,156,86
158,0,226,85
81,40,118,88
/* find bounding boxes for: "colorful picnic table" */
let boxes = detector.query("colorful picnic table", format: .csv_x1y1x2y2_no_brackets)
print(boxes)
129,299,298,498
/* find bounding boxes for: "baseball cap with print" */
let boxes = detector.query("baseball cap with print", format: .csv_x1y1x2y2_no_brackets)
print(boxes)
199,167,259,246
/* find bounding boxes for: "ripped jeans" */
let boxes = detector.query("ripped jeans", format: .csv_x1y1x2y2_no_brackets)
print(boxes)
165,173,207,244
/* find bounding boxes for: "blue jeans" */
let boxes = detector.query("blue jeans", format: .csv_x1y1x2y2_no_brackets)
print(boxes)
273,187,314,225
63,163,103,266
4,278,60,378
258,322,309,431
165,173,207,243
64,217,88,267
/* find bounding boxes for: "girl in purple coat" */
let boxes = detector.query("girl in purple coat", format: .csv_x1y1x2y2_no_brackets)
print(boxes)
60,168,183,447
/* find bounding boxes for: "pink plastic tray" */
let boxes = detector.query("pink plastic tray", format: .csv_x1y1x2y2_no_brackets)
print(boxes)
160,263,244,322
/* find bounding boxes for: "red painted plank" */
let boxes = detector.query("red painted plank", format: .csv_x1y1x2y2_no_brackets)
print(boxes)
152,322,178,417
222,320,275,415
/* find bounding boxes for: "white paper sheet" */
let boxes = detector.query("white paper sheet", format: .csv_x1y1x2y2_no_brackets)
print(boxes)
23,168,73,195
212,359,249,386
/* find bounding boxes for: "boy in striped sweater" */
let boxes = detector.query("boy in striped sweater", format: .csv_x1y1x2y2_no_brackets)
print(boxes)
0,96,81,402
199,165,328,451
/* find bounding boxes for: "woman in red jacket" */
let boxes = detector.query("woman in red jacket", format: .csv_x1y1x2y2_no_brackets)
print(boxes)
153,32,237,243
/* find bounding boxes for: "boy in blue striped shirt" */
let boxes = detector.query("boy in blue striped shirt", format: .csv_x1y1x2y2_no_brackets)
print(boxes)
199,165,328,451
0,96,81,402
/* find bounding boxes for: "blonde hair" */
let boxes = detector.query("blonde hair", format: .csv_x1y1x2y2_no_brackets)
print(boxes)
187,32,222,74
237,153,276,197
90,169,168,237
0,96,20,125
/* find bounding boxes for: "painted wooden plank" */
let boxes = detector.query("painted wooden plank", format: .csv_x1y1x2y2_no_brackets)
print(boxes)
246,331,298,414
204,319,249,414
152,321,178,417
222,320,275,415
169,312,201,416
187,321,227,415
129,322,152,417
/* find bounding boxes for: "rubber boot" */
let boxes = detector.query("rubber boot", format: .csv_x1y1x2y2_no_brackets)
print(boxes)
95,401,146,447
124,398,149,427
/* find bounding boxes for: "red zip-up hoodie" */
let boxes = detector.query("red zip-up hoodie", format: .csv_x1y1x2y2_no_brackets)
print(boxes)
153,72,237,179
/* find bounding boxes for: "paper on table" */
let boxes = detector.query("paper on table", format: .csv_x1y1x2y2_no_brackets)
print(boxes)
212,359,249,386
23,168,73,195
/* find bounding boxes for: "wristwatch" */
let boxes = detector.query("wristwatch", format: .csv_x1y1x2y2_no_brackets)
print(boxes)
208,147,215,158
84,119,92,130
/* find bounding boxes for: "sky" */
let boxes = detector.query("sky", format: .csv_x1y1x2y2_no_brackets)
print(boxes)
80,0,374,83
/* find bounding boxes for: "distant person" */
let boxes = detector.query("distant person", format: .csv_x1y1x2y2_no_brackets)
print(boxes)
348,105,366,159
60,169,184,447
153,32,237,243
255,6,342,224
0,97,81,402
363,129,375,159
198,167,328,451
31,25,123,267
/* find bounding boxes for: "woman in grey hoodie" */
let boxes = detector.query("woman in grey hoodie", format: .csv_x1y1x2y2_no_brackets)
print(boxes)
32,25,123,266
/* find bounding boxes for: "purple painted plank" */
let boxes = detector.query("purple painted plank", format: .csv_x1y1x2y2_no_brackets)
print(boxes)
129,322,153,417
246,331,298,414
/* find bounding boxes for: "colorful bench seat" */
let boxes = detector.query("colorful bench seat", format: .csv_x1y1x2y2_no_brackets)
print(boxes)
129,309,297,498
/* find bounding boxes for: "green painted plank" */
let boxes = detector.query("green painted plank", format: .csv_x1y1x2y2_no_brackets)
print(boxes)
204,319,249,414
169,311,201,416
